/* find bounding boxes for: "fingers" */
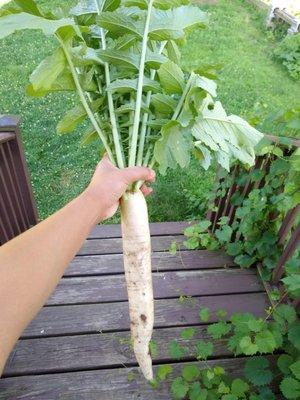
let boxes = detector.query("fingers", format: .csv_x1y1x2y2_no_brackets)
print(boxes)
140,184,153,197
121,166,156,185
98,153,116,171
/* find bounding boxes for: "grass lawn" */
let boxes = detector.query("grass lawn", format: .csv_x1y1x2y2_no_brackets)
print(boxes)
0,0,299,222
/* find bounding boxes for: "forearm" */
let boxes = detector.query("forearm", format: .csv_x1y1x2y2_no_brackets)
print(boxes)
0,190,100,374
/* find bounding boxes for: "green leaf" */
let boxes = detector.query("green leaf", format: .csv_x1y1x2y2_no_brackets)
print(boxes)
182,365,200,382
199,307,210,322
191,96,263,169
194,74,217,98
221,395,238,400
108,77,160,93
180,327,196,340
282,275,300,293
216,309,228,319
80,125,98,147
226,242,243,256
14,0,43,16
30,48,66,92
231,379,249,397
57,99,102,134
169,241,178,255
234,254,256,268
290,360,300,380
195,340,213,360
154,120,191,174
97,10,143,37
71,0,120,15
57,104,87,134
97,49,139,70
169,341,186,359
26,70,76,97
215,225,232,243
207,322,231,339
157,364,173,381
167,40,181,64
280,377,300,399
189,382,208,400
171,377,189,399
149,5,208,41
244,357,273,386
277,354,294,375
239,336,259,355
255,330,277,353
115,101,150,115
149,340,158,358
151,93,177,115
247,318,265,333
274,304,297,326
113,34,137,51
158,60,185,94
0,12,76,39
154,0,189,10
194,142,211,170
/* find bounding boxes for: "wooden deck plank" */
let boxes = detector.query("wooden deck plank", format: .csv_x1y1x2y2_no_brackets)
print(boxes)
4,326,241,375
23,293,269,338
0,357,278,400
78,235,185,256
89,221,190,239
66,250,235,276
47,269,263,305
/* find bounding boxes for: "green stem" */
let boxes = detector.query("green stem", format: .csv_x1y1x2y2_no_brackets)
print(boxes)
172,72,195,121
100,28,125,168
58,36,115,164
137,41,167,166
128,0,154,167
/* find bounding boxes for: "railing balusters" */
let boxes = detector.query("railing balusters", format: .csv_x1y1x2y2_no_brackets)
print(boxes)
0,116,38,246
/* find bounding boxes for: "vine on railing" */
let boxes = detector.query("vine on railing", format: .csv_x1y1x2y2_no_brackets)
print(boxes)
183,137,300,301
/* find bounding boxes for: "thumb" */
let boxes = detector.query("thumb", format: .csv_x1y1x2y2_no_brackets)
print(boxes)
121,166,155,185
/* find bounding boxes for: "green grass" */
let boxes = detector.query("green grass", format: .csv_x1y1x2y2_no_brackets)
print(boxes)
0,0,298,222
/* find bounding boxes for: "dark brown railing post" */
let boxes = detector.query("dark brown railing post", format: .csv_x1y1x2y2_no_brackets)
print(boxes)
0,115,38,245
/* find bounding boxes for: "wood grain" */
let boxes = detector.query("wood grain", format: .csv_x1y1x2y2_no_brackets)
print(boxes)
66,250,235,276
5,326,237,375
48,269,263,305
24,292,269,338
0,357,278,400
78,235,186,255
89,221,190,239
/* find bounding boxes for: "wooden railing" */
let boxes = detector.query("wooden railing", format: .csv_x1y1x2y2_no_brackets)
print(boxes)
207,134,300,287
0,116,38,246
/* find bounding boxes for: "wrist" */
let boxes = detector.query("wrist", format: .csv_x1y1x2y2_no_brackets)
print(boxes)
79,188,106,225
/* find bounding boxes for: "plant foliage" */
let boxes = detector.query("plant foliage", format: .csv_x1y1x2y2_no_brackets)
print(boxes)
0,0,263,180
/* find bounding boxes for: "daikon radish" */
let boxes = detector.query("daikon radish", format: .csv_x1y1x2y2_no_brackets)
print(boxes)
121,190,154,380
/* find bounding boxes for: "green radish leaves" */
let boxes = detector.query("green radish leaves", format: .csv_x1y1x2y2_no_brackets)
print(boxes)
0,13,76,39
154,120,191,174
0,0,263,172
29,48,67,92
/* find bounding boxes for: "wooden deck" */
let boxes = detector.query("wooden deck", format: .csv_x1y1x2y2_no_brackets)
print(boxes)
0,222,271,399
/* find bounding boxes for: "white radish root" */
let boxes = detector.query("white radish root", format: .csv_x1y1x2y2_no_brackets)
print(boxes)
120,190,154,381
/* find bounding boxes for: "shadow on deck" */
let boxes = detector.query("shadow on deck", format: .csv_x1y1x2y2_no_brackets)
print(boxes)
0,222,272,400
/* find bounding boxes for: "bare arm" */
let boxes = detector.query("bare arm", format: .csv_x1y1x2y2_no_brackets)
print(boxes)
0,156,155,375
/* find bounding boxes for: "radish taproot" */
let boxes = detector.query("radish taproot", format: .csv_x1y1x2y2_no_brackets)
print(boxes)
0,0,264,380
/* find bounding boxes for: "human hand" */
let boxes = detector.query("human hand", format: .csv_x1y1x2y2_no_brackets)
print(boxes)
83,155,155,221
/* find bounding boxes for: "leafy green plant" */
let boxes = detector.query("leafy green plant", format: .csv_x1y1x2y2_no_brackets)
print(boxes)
274,33,300,80
147,304,300,399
